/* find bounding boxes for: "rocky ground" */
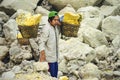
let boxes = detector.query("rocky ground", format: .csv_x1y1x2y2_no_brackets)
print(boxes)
0,0,120,80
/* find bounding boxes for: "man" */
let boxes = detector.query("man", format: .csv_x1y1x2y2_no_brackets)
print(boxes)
39,11,61,78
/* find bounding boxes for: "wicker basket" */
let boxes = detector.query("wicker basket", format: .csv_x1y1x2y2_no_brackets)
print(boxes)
18,24,39,38
17,38,29,45
62,22,80,37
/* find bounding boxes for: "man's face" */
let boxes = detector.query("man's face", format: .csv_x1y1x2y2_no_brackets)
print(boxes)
50,16,59,27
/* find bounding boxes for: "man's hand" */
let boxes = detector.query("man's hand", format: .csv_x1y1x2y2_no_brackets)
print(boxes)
39,50,46,62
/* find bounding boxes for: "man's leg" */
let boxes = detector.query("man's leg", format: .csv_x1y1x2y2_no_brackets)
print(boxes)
48,62,58,78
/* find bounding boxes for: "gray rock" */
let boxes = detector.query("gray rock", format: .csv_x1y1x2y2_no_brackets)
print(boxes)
78,27,109,48
80,17,102,29
58,4,76,15
0,37,6,45
77,6,102,19
80,63,101,79
102,16,120,40
0,0,39,12
3,19,18,42
100,5,120,17
0,11,9,21
59,59,68,73
48,0,103,10
104,0,120,6
9,46,21,56
35,6,49,16
95,45,111,60
29,38,39,60
60,38,95,61
112,35,120,51
113,71,120,76
33,62,49,71
12,66,21,73
9,45,32,63
2,71,15,79
0,46,9,60
116,49,120,59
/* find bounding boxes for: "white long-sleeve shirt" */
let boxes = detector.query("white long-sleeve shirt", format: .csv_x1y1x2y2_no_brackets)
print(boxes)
38,22,59,63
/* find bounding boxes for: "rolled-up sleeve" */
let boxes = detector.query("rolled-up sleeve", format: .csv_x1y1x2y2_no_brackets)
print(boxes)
38,26,49,52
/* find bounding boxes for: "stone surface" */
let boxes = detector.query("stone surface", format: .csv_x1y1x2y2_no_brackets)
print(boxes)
33,62,49,71
80,63,101,79
0,46,9,60
58,4,76,15
0,0,39,12
35,6,49,16
100,5,120,17
3,19,18,42
2,71,15,79
102,16,120,40
78,27,109,48
48,0,103,10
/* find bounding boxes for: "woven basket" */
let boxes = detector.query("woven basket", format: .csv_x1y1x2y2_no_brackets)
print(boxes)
62,22,80,37
18,24,39,38
18,38,29,45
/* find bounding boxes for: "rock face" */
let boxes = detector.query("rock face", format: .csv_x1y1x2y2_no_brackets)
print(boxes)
77,6,101,18
80,63,101,79
101,16,120,40
104,0,120,5
35,6,50,16
0,12,9,21
0,0,39,12
58,4,76,15
0,0,120,80
95,45,111,59
48,0,103,10
3,19,18,42
33,62,49,71
112,35,120,51
78,27,109,48
100,5,120,17
0,46,9,60
2,71,15,79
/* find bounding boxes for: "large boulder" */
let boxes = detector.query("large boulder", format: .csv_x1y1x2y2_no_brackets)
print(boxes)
2,71,15,79
3,19,18,42
95,45,111,60
77,6,102,19
104,0,120,6
33,62,49,71
80,17,102,29
112,35,120,51
80,63,101,79
0,46,9,60
78,27,109,48
35,6,50,16
59,38,95,62
48,0,103,10
100,5,120,17
9,46,32,63
0,0,39,12
0,37,6,45
101,16,120,40
0,11,9,22
58,4,76,15
59,59,68,73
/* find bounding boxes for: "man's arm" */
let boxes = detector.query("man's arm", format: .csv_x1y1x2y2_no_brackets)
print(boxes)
38,25,49,62
39,50,46,62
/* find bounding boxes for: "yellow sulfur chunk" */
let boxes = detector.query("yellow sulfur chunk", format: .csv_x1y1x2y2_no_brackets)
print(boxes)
17,32,23,38
16,13,42,26
59,76,69,80
63,12,82,26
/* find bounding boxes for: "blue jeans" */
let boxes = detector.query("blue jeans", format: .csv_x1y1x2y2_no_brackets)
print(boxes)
48,62,58,78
